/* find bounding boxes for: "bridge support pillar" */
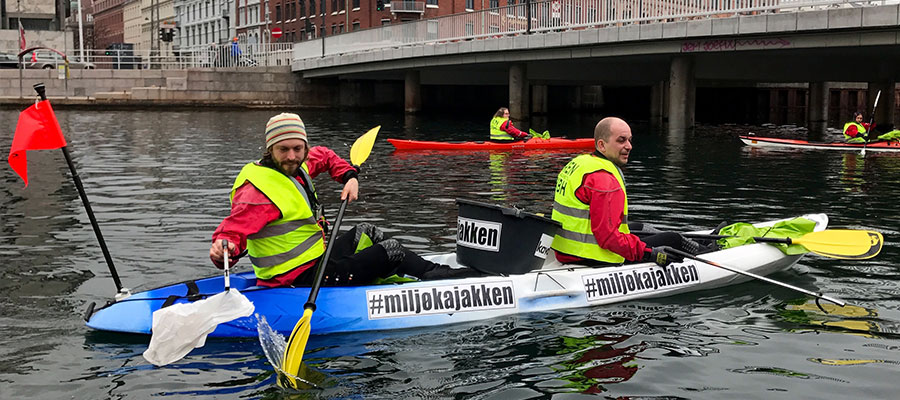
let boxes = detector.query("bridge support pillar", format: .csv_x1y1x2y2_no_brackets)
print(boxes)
405,70,421,113
868,80,896,129
807,82,829,138
509,64,529,122
650,80,667,130
532,84,548,114
668,56,695,134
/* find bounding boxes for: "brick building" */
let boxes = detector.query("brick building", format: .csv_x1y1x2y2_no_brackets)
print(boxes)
244,0,498,44
93,0,126,51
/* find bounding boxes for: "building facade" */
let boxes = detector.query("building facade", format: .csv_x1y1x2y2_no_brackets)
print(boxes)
93,0,126,50
175,0,235,50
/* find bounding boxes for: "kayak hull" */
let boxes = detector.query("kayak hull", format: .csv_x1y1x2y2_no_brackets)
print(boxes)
387,137,595,151
85,214,828,338
739,135,900,152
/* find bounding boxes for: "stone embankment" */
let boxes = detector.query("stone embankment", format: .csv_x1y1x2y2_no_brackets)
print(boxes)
0,66,303,107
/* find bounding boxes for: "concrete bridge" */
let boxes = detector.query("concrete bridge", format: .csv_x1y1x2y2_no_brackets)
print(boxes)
290,0,900,133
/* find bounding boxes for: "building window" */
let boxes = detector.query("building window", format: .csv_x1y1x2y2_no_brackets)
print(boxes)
381,18,390,25
466,0,473,9
332,0,338,13
332,23,337,34
489,0,498,8
276,4,282,21
352,0,360,8
352,21,360,31
426,0,437,5
300,0,306,16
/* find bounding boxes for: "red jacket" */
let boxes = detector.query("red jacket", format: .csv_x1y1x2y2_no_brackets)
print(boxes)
212,146,357,287
555,169,648,264
500,120,529,139
845,122,872,138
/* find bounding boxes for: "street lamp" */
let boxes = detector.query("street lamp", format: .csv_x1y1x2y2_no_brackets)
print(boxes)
76,0,85,61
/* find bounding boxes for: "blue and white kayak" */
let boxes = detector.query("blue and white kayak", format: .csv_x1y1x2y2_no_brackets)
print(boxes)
85,214,828,338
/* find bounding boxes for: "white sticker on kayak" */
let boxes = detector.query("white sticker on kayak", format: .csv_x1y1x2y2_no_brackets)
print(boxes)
582,263,701,302
533,233,554,259
367,281,516,319
457,217,501,252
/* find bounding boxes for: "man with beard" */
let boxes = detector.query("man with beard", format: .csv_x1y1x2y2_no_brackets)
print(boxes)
209,113,477,287
550,117,702,268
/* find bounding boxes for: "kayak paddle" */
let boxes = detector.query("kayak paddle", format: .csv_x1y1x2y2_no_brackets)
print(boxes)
862,90,880,157
662,247,847,308
684,229,883,260
280,125,380,389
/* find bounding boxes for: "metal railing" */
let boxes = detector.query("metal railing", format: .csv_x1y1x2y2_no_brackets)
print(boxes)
1,43,293,70
294,0,896,61
391,1,427,12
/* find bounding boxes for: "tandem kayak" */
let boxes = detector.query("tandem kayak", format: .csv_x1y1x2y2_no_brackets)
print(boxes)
84,214,828,338
387,137,595,151
739,135,900,152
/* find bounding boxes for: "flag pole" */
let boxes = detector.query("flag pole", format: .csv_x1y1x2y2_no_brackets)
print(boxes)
33,83,129,299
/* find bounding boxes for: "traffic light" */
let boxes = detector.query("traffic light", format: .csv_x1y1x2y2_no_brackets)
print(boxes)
376,0,384,11
158,28,166,41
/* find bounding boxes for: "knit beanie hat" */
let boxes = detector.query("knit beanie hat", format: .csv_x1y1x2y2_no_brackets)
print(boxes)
265,113,307,148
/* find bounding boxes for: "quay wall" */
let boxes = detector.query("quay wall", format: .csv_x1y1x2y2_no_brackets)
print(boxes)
0,66,323,107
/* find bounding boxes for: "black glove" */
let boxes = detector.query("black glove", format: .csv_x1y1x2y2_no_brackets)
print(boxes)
648,246,683,267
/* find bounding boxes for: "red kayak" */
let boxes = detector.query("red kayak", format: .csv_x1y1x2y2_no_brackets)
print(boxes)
739,135,900,152
388,137,595,151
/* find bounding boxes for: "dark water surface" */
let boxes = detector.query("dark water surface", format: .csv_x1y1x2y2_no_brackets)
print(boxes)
1,109,898,399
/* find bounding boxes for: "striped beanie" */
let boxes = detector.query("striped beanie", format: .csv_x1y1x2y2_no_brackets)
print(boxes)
265,113,307,148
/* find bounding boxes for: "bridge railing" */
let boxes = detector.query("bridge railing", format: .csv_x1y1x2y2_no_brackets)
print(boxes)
295,0,895,61
0,43,293,70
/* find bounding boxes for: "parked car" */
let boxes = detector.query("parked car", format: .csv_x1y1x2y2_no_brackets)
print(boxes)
0,53,20,68
21,50,95,69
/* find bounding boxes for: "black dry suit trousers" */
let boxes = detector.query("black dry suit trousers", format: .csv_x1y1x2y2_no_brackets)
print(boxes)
293,223,462,286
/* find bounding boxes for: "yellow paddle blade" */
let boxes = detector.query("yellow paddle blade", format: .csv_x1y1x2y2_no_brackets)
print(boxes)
349,126,380,166
794,230,883,260
280,308,313,389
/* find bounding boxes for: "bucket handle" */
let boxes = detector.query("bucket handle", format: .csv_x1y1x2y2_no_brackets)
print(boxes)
501,206,526,218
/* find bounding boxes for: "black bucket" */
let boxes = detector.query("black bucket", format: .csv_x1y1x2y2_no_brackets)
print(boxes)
455,199,561,275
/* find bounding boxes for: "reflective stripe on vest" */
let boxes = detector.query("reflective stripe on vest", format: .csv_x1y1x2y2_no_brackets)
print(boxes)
843,122,866,139
490,116,514,141
231,162,325,280
550,154,630,264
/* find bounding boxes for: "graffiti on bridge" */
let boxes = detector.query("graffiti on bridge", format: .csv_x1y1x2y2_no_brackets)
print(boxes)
681,38,791,52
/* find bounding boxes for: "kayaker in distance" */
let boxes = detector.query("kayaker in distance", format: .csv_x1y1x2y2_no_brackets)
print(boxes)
551,117,708,268
842,111,900,144
489,107,530,142
209,112,478,287
843,111,873,143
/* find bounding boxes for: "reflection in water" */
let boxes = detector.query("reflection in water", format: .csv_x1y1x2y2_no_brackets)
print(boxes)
553,334,642,394
488,152,509,202
776,301,883,338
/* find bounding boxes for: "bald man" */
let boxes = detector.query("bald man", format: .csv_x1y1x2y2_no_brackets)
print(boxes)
550,117,699,267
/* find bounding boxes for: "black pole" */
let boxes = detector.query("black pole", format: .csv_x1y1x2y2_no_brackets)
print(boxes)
526,0,531,34
321,4,326,58
33,83,125,295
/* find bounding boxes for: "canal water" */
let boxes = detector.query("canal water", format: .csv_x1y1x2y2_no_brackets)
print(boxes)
0,108,898,399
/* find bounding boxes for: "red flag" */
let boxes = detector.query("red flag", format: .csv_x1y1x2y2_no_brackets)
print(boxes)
8,100,67,187
18,20,26,51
